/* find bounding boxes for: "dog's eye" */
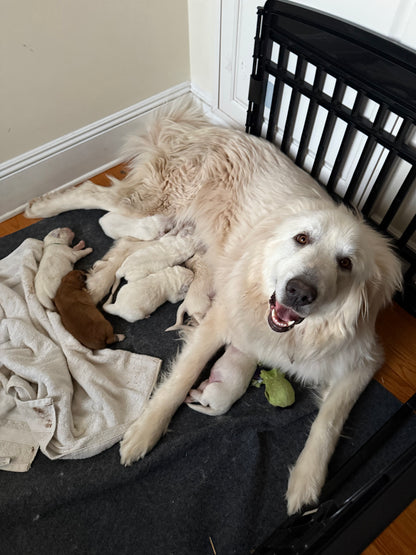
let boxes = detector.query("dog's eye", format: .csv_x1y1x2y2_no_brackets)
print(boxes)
338,257,352,271
295,233,309,245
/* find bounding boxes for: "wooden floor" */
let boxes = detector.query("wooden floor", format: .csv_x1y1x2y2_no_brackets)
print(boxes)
1,165,415,553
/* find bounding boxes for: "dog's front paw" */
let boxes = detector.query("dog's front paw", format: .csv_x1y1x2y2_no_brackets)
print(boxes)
286,457,325,515
120,408,167,466
120,422,150,465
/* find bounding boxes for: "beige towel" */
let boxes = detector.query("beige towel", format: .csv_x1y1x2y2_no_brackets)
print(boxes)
0,238,161,471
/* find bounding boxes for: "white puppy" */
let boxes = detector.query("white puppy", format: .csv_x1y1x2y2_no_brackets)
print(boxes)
103,266,194,322
99,212,172,240
110,232,197,293
186,345,257,415
35,227,92,310
166,253,214,329
86,237,143,304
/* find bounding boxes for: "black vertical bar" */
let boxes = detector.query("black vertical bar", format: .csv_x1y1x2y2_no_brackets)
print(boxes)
397,214,416,248
362,119,413,217
280,55,308,154
295,66,325,167
343,103,389,204
326,91,366,193
246,6,273,136
380,164,416,230
311,78,346,180
266,44,289,142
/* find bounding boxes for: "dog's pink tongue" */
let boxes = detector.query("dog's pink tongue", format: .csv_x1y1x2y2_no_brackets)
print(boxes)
275,304,300,324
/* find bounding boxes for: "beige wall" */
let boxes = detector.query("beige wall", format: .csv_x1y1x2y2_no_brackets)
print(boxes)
188,0,220,105
0,0,190,162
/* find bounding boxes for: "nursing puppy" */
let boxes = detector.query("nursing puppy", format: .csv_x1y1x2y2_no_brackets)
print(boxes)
166,252,214,330
86,237,143,305
26,99,403,514
54,270,125,350
103,265,194,322
86,228,196,305
35,227,92,310
186,345,257,415
109,230,197,295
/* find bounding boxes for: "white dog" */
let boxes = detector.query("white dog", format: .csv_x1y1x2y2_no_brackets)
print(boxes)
103,265,194,322
35,227,92,310
186,345,257,415
25,99,402,514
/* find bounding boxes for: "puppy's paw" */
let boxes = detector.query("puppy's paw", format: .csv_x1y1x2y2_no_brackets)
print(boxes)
286,458,324,515
86,270,114,304
185,387,204,405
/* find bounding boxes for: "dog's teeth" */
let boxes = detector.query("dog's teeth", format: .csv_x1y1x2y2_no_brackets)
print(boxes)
272,308,289,327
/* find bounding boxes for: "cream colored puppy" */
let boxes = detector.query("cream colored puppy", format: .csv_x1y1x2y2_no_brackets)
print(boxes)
110,232,197,294
87,237,148,304
103,266,194,322
166,253,214,329
186,345,257,415
35,227,92,310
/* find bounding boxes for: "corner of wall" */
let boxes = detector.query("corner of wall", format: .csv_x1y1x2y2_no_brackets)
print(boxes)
0,83,192,222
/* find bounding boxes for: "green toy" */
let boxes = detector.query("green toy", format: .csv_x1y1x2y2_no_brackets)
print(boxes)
252,367,295,408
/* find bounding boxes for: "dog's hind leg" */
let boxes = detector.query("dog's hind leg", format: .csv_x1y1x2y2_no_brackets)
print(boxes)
120,305,226,465
25,179,141,218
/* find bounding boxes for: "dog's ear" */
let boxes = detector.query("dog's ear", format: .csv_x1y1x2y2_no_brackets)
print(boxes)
362,229,403,326
331,281,368,340
331,228,402,339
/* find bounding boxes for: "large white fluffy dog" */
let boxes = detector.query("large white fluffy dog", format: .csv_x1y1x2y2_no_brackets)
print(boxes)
25,99,402,514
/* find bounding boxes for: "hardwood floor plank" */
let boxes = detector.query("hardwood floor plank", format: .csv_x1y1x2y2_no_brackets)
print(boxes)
362,500,416,555
0,213,40,237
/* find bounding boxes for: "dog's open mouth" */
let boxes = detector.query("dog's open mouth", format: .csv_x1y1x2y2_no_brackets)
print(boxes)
268,292,304,333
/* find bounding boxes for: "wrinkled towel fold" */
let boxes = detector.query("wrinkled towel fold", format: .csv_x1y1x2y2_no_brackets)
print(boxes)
0,239,161,471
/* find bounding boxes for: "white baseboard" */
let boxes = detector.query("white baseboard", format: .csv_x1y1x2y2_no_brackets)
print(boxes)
0,82,194,222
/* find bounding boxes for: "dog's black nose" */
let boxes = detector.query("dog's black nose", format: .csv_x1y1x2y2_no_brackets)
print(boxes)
285,278,317,307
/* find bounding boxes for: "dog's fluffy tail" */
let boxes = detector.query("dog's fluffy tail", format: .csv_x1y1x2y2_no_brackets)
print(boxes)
121,95,209,163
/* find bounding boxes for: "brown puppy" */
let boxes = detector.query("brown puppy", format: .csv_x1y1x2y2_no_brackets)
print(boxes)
54,270,125,350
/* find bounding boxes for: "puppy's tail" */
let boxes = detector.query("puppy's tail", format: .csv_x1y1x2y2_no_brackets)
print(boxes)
165,302,187,332
106,333,125,345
